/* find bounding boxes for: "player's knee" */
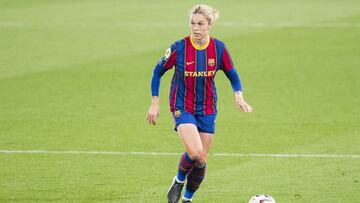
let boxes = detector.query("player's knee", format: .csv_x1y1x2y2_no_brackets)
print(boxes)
197,153,208,166
188,147,203,161
196,158,206,167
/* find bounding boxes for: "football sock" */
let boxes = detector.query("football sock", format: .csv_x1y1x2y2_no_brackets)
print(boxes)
184,189,194,200
177,152,196,182
184,163,206,199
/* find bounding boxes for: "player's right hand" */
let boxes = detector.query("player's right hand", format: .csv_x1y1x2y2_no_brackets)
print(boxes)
146,97,160,125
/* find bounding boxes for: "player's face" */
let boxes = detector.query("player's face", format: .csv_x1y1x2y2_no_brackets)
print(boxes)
190,13,211,42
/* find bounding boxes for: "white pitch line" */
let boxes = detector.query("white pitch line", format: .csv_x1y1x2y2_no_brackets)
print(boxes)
0,150,360,159
214,153,360,159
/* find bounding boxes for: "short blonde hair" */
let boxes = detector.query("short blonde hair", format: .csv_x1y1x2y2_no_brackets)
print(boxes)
189,4,219,25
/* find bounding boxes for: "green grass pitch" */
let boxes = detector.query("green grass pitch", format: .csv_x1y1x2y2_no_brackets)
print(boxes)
1,0,360,202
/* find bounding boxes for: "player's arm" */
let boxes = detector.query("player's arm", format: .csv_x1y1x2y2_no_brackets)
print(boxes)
221,46,253,113
146,44,177,125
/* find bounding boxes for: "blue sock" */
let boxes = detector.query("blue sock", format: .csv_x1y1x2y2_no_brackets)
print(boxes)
177,171,186,183
184,188,194,199
177,152,196,182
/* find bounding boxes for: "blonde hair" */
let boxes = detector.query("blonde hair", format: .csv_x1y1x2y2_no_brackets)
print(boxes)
189,4,219,25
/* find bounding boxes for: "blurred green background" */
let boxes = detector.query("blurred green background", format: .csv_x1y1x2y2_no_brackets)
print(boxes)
1,0,359,202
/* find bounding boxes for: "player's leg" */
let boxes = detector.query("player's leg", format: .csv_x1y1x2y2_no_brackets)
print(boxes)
182,132,214,202
176,116,203,181
182,113,216,202
168,112,202,203
197,132,214,166
178,123,203,161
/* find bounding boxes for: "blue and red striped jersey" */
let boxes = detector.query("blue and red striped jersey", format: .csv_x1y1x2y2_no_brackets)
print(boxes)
151,36,242,115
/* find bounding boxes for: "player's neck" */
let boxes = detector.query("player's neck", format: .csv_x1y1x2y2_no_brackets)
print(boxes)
191,35,209,46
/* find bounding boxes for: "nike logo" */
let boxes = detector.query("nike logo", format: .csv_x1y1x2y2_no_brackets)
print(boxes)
186,61,195,65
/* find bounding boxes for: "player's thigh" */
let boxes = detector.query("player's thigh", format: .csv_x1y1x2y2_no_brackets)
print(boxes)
199,132,214,154
196,113,216,160
177,123,202,160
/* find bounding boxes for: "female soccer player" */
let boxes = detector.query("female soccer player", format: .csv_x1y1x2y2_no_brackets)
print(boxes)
146,4,253,203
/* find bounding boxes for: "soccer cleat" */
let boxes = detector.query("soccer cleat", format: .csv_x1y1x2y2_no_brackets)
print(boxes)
167,177,184,203
182,199,192,203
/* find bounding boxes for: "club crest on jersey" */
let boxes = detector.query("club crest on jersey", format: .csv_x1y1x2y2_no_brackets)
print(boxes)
208,58,215,66
163,47,171,61
174,110,181,117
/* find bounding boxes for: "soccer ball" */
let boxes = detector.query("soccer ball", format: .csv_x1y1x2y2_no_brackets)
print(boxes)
248,194,276,203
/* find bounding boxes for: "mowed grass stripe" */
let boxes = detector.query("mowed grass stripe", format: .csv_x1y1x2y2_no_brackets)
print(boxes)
1,21,360,28
1,150,360,159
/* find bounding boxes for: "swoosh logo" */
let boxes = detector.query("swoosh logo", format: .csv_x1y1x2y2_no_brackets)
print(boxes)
186,61,195,65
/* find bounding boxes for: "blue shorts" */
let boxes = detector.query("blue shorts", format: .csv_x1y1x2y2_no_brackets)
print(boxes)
172,109,217,134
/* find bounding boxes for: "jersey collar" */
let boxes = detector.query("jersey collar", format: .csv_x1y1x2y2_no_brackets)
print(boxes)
190,35,210,50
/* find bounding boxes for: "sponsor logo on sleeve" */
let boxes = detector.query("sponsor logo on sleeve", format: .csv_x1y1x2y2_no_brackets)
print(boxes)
164,47,171,61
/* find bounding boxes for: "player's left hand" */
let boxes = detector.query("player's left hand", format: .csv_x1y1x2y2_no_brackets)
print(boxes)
235,91,253,113
236,101,253,113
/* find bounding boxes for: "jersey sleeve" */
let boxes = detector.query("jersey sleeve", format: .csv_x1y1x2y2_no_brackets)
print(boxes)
220,46,243,92
151,43,177,96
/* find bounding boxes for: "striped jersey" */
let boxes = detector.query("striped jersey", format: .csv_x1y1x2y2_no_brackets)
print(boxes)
151,36,242,115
